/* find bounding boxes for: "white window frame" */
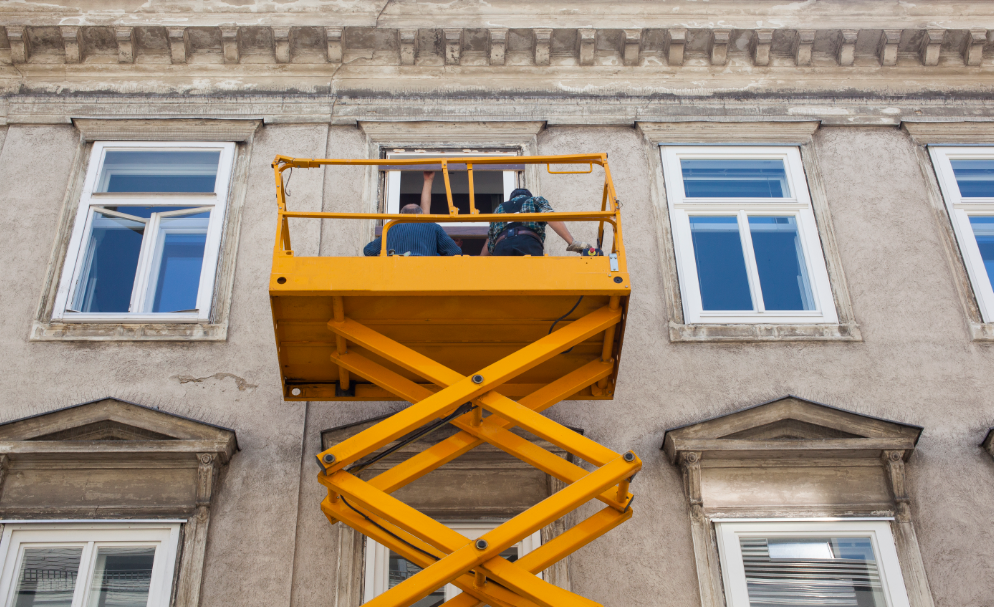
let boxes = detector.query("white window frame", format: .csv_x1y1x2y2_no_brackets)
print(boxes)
715,520,911,607
0,522,181,607
52,141,237,324
661,146,837,325
363,523,541,604
930,146,994,322
385,152,517,227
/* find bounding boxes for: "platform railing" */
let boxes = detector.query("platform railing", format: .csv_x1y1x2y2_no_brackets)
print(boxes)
271,153,625,262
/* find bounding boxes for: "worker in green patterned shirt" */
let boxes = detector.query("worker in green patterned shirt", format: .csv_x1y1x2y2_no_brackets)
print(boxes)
480,189,592,256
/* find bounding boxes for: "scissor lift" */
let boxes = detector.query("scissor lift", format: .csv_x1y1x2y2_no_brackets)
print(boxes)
269,154,640,607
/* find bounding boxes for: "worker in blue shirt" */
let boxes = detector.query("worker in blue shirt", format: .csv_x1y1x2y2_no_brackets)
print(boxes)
363,171,462,257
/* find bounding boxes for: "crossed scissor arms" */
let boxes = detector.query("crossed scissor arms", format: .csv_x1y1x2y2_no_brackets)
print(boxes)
316,302,640,607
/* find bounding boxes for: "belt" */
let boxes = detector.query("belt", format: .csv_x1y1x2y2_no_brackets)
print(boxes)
494,226,543,247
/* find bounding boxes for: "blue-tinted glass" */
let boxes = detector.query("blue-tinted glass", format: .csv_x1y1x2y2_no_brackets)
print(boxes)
689,216,753,311
951,159,994,197
970,217,994,287
74,213,145,312
99,151,220,193
151,218,209,313
681,159,789,198
14,548,82,607
749,216,814,311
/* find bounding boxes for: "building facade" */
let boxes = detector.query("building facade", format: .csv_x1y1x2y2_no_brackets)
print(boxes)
1,1,994,606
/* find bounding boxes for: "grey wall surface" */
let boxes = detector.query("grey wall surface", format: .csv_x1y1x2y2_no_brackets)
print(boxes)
1,119,994,606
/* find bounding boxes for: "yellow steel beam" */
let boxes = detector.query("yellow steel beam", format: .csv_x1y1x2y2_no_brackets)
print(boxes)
319,305,622,472
358,455,639,607
328,351,628,509
325,470,605,607
326,314,622,468
322,497,536,607
439,505,633,607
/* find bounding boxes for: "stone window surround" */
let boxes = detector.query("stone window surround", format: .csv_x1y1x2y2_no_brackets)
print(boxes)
639,121,861,342
0,522,182,607
30,118,260,341
357,121,545,243
662,396,932,607
903,121,994,342
0,397,238,607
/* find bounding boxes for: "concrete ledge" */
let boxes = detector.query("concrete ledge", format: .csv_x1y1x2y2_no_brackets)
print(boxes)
668,321,862,343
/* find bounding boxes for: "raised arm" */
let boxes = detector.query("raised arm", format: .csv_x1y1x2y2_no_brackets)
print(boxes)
420,171,435,215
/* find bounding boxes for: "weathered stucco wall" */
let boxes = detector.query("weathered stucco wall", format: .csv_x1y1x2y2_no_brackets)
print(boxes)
2,119,994,606
2,2,994,607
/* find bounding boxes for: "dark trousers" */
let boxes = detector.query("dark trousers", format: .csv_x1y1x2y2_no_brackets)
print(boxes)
492,235,544,256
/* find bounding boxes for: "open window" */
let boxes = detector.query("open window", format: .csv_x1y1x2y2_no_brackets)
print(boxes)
52,141,236,323
363,523,541,606
383,150,520,255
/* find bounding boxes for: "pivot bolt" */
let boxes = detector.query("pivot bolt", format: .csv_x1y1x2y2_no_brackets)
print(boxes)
623,451,635,463
613,276,623,283
323,453,336,464
472,375,484,384
475,539,488,550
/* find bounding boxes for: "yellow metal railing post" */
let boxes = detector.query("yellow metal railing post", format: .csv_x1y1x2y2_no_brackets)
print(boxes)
467,163,478,214
441,159,458,215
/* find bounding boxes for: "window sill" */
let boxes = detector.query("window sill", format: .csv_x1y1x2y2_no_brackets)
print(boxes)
968,322,994,342
668,321,862,343
30,320,227,341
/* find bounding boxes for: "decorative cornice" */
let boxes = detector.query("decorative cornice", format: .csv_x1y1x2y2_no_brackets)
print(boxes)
73,118,261,142
359,120,545,144
638,121,820,144
903,121,994,144
1,25,991,70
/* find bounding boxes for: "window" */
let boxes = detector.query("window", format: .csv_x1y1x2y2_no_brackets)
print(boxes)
715,520,912,607
384,151,519,255
661,146,837,324
363,523,541,606
52,142,236,323
0,523,180,607
929,147,994,322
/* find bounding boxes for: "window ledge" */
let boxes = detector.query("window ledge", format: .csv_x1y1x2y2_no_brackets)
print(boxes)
968,322,994,342
30,320,227,341
668,321,862,342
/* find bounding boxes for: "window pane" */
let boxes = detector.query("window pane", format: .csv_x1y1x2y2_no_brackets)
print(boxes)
149,215,210,313
741,536,886,607
681,159,790,198
689,216,753,311
13,547,82,607
85,547,155,607
73,212,145,313
969,216,994,288
388,552,445,607
749,216,815,311
97,151,221,193
951,159,994,197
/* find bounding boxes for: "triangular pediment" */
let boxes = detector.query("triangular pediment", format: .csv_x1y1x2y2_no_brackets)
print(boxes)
662,396,921,463
0,398,237,458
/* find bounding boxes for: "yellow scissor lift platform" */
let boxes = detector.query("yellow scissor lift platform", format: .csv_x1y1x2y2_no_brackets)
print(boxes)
270,154,640,607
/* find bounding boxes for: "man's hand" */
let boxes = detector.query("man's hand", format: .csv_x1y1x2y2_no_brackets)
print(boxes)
423,171,435,180
567,241,594,254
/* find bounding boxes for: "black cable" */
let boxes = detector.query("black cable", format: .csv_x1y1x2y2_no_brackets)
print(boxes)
347,402,474,475
284,166,293,196
549,296,583,355
339,495,440,561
